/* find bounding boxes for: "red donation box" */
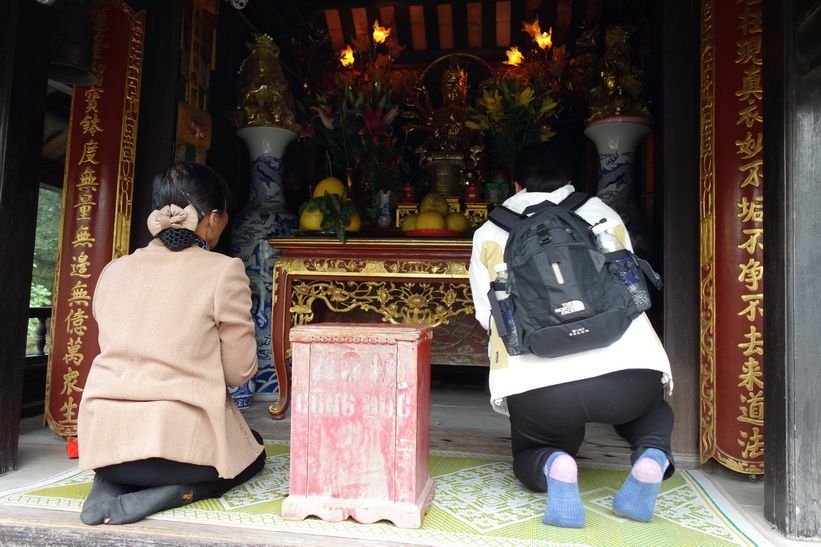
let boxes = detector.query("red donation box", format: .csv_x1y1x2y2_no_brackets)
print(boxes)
282,323,435,528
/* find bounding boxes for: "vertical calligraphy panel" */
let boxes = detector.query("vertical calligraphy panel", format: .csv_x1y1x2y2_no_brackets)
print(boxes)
45,0,145,436
699,0,764,474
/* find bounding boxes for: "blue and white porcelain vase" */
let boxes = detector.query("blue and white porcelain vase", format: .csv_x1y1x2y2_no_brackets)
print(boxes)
229,126,297,409
376,190,393,227
584,115,653,257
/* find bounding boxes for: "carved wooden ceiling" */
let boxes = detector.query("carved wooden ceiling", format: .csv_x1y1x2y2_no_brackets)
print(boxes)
238,0,654,71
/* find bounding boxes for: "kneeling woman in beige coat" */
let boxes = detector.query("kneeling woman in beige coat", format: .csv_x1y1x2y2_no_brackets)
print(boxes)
78,162,265,525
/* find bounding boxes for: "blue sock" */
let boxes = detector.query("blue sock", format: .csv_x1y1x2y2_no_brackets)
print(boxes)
612,448,668,522
542,452,586,528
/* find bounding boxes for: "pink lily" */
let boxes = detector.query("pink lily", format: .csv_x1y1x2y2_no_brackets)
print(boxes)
357,104,391,136
310,105,335,130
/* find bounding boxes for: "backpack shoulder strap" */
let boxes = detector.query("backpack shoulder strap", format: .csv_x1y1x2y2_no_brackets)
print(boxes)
521,199,557,216
558,191,590,211
488,206,524,232
520,191,590,216
490,191,591,231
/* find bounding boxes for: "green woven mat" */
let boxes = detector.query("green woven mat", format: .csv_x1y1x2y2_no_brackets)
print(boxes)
0,441,772,546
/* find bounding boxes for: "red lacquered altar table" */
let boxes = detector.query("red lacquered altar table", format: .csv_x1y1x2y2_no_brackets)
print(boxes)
266,236,487,418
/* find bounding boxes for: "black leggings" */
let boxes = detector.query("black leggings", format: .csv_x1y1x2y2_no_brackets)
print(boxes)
506,369,675,492
94,430,267,500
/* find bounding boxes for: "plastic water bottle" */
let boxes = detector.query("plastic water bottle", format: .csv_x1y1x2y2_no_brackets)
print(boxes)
594,230,624,253
494,263,520,355
595,231,651,311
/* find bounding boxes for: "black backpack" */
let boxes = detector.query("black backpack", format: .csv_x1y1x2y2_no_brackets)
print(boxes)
487,192,662,358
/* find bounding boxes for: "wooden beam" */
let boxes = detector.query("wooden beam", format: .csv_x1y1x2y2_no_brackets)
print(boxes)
393,3,412,50
423,3,441,51
338,5,357,44
510,0,526,47
130,0,184,252
39,159,65,190
451,0,469,49
763,0,821,539
656,0,701,460
481,0,496,49
363,4,380,30
0,0,50,474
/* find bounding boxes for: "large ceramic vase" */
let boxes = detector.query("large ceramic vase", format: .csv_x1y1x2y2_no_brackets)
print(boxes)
584,115,653,257
229,126,297,409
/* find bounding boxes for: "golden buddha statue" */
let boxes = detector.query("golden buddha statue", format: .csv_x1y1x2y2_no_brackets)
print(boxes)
405,55,486,197
587,25,651,121
427,63,474,154
234,33,297,130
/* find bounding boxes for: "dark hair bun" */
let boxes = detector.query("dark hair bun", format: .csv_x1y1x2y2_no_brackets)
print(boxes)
158,228,197,251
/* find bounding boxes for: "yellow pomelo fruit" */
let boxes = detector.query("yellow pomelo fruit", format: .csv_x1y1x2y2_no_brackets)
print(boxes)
416,211,446,230
401,213,418,232
445,211,469,233
312,176,346,199
419,193,450,216
345,214,361,232
299,207,324,231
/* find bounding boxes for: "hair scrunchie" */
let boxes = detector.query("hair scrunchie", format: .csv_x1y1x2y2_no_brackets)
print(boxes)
146,203,199,236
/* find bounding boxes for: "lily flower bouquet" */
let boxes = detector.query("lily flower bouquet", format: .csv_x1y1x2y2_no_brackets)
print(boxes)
466,71,559,170
298,19,408,199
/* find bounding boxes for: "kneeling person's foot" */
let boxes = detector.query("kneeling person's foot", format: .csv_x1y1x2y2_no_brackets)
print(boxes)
80,474,130,525
542,452,586,528
101,483,196,525
612,448,667,522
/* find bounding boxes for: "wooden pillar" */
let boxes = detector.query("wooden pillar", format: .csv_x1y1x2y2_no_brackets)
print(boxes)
0,0,50,474
129,0,184,251
656,0,702,457
0,0,49,474
762,0,821,539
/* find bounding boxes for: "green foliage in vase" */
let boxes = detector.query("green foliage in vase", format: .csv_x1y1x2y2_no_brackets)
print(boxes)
466,73,559,170
299,192,358,243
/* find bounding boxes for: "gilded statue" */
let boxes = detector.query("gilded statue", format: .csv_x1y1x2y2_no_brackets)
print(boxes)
234,34,297,130
586,25,651,121
427,63,474,153
403,54,487,196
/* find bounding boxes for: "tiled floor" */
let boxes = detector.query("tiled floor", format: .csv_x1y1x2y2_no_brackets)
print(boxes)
0,374,813,546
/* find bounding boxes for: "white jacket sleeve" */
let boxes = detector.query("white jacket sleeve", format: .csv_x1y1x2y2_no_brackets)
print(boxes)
468,231,492,332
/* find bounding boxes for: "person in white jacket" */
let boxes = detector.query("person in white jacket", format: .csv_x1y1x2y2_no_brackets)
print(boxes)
468,142,675,528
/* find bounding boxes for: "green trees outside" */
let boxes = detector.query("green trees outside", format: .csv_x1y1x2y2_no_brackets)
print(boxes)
32,186,61,292
28,186,62,354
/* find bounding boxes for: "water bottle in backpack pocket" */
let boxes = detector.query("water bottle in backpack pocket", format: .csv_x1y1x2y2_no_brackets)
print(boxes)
488,263,521,356
595,231,652,313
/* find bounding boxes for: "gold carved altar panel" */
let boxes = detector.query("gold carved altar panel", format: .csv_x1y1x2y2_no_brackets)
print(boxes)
267,238,488,418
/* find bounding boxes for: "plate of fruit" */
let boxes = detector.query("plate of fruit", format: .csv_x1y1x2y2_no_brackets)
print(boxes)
401,193,470,237
297,176,361,241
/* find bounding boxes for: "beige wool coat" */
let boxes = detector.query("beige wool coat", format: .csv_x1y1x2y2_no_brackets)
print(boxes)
78,239,263,479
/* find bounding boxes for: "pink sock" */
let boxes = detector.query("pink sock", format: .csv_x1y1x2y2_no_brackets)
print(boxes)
631,457,663,483
548,454,578,482
612,448,667,522
542,452,585,528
